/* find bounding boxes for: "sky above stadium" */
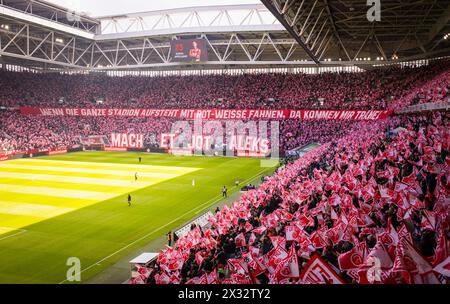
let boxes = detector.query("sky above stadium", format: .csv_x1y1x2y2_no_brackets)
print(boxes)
47,0,261,17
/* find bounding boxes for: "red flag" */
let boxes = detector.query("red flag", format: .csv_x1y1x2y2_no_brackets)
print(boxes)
433,256,450,277
432,226,448,266
273,258,291,282
421,210,436,231
338,242,368,271
267,245,289,273
244,222,253,232
230,274,253,284
433,142,442,153
206,269,218,284
286,244,300,278
377,170,391,180
221,278,237,284
397,224,413,243
378,185,394,199
402,169,417,186
247,255,266,276
273,245,300,281
235,233,246,248
185,274,207,284
328,194,341,206
249,245,260,257
227,258,247,275
285,225,302,242
130,274,149,284
248,233,257,245
300,254,345,284
330,208,339,220
325,222,346,245
270,236,286,249
252,225,267,235
392,237,434,282
155,273,171,284
297,213,316,227
168,259,183,271
135,265,152,280
195,252,204,267
394,182,409,193
310,230,327,249
377,218,399,250
423,146,434,157
363,241,393,270
169,273,181,284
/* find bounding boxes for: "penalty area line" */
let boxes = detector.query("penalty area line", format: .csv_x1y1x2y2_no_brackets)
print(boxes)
59,167,271,284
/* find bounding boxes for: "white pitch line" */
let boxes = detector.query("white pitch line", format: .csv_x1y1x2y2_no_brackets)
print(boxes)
0,229,27,242
58,167,270,284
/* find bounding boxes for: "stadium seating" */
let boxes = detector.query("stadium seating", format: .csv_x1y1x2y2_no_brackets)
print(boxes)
391,68,450,110
130,112,448,284
1,60,449,154
0,110,355,154
0,60,449,109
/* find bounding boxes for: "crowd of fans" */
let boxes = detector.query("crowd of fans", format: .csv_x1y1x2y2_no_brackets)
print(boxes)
132,112,448,284
1,60,449,110
393,68,450,110
0,110,355,154
0,111,175,152
1,61,449,154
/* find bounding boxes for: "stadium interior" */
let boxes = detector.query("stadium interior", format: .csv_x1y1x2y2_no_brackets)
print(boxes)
0,0,448,286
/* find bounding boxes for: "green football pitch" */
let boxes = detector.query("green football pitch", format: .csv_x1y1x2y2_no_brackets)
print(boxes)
0,152,275,284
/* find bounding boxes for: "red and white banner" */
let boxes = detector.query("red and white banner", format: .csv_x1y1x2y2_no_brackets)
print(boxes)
110,133,144,149
20,107,392,121
300,254,345,284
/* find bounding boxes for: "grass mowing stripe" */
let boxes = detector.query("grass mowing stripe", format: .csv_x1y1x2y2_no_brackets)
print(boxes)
0,201,75,217
0,177,154,193
0,184,119,200
0,164,196,179
10,159,201,172
0,193,97,208
0,213,44,228
0,172,162,188
0,167,179,181
59,167,270,284
0,154,204,242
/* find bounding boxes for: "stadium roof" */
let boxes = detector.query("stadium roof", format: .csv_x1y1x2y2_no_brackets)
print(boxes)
262,0,450,63
0,0,449,71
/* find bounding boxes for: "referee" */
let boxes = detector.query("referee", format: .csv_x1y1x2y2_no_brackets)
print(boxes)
128,194,132,207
